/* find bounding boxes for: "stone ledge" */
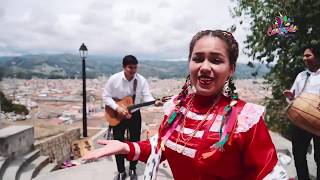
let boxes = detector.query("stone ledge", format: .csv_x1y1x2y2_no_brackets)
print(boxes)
0,126,33,138
0,125,34,157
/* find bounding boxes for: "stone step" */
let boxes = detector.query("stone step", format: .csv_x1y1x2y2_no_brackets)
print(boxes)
0,156,11,177
19,156,49,180
0,157,6,171
0,156,14,178
36,163,59,177
1,150,40,180
0,156,5,166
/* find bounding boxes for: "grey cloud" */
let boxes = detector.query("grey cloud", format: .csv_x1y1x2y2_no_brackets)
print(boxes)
0,0,9,19
136,13,151,24
124,9,135,21
0,8,4,20
82,1,115,26
158,1,170,8
171,15,199,33
0,0,249,62
89,1,113,10
81,11,114,27
123,9,151,25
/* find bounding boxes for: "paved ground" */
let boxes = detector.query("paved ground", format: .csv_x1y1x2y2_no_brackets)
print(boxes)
34,156,173,180
34,131,317,180
269,131,317,180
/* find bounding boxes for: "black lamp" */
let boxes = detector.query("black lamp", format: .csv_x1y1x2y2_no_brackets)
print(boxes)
79,43,88,137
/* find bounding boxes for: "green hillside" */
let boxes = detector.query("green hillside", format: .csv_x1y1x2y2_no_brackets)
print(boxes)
0,54,269,79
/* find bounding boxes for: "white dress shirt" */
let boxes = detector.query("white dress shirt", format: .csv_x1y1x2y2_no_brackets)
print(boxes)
290,69,320,98
102,71,155,111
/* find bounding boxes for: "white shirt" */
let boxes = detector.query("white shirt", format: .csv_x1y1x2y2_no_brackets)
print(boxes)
290,69,320,98
102,71,155,111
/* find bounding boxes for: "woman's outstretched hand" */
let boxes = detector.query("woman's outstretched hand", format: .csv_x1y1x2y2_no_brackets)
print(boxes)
81,140,130,161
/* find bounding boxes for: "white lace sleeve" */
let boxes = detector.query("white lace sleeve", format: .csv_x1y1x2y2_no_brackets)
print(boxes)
236,103,265,133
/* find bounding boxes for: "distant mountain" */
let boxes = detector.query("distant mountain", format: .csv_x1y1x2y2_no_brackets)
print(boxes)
0,54,270,79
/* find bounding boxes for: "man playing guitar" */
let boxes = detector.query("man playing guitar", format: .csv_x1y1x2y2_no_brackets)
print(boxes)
102,55,162,180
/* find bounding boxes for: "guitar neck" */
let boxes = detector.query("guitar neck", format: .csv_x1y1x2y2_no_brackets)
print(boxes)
127,100,156,112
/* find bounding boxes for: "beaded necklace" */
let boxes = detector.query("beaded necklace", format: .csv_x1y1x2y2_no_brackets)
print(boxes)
175,95,221,154
201,93,239,159
161,92,239,158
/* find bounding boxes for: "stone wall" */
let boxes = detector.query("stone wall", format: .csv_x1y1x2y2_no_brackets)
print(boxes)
34,128,80,164
0,125,34,157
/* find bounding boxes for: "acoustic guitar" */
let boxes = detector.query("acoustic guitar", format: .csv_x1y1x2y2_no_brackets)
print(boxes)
105,96,171,126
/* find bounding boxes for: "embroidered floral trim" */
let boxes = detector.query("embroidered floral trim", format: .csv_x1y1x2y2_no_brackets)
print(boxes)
165,139,196,158
235,103,265,133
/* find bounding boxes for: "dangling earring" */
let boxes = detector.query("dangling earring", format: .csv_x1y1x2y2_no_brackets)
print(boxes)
223,78,231,97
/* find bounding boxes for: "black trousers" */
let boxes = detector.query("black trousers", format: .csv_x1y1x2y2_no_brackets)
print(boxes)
291,125,320,180
112,110,141,173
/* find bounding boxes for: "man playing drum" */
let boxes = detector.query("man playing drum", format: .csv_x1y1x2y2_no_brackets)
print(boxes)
283,44,320,180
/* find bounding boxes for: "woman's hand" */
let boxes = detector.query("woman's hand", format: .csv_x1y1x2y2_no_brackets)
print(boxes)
283,90,295,101
81,140,130,161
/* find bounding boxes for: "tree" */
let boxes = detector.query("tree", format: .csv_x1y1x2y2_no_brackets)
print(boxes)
0,91,29,115
232,0,320,137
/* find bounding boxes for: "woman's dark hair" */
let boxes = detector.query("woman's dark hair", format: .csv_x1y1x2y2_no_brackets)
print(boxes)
188,30,239,66
304,44,320,60
123,55,138,67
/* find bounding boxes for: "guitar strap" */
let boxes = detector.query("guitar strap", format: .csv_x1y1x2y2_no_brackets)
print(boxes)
132,79,137,103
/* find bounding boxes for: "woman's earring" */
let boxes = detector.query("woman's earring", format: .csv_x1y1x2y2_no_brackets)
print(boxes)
223,78,231,97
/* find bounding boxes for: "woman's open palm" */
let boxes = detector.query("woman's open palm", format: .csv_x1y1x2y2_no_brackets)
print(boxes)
81,140,129,161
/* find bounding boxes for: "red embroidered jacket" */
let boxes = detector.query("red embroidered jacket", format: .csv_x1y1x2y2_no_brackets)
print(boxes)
126,94,278,180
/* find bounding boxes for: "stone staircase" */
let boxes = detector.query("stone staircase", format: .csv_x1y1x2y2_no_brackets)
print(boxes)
0,125,58,180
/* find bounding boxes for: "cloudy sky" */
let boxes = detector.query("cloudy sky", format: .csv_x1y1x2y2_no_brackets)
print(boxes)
0,0,250,62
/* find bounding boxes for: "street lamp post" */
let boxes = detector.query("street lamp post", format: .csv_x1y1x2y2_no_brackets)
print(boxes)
79,43,88,137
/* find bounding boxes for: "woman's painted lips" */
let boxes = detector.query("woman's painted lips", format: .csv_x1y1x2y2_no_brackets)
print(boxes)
198,76,214,86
